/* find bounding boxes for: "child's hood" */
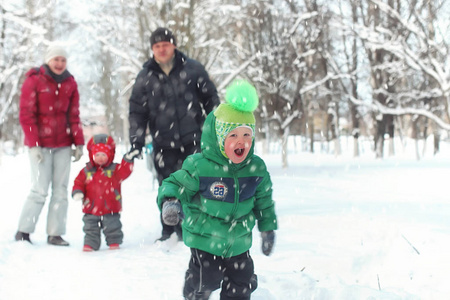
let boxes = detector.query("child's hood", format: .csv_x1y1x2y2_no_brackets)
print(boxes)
86,134,116,167
200,111,255,166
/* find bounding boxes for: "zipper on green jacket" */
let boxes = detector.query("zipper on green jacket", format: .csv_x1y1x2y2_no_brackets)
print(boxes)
223,170,240,257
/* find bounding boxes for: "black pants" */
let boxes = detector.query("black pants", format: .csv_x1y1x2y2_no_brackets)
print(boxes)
153,143,199,237
183,249,258,300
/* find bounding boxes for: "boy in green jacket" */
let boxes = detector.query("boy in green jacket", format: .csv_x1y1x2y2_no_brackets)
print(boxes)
157,80,278,300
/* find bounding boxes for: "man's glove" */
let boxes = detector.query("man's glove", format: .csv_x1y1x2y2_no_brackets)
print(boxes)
162,198,182,226
30,146,44,163
128,146,143,159
261,230,275,256
72,145,84,162
125,149,141,161
73,192,84,201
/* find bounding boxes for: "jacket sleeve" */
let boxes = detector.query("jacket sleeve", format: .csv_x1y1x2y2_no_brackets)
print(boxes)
19,74,40,147
157,156,199,210
67,79,84,146
128,70,150,150
72,168,87,196
195,63,220,114
114,157,134,182
253,161,278,232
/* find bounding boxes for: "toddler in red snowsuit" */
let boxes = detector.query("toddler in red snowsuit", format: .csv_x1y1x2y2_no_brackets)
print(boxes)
72,134,139,251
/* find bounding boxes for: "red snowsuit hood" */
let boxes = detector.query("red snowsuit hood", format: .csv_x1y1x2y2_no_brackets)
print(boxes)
87,134,115,167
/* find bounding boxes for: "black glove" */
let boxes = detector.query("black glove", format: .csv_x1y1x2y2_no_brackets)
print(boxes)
162,198,182,226
261,230,275,256
125,149,141,161
128,146,143,159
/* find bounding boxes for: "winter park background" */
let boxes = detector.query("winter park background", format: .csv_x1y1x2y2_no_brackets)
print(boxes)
1,1,450,299
1,137,450,300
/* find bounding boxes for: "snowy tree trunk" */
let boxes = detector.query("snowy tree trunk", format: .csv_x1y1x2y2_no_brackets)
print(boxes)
281,128,289,169
388,138,394,157
334,138,341,157
333,106,341,156
394,116,406,151
433,130,440,155
350,0,360,157
414,139,421,161
375,135,384,159
411,117,421,160
101,51,113,133
351,112,360,157
309,119,314,153
353,136,359,157
375,118,385,159
387,118,395,157
327,103,341,156
422,120,428,158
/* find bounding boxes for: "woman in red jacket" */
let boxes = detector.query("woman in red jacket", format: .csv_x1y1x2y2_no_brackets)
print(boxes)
15,43,85,246
72,134,138,251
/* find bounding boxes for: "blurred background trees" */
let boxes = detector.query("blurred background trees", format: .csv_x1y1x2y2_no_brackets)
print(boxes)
0,0,449,166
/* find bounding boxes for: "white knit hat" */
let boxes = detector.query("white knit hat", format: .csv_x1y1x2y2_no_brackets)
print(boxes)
45,44,68,64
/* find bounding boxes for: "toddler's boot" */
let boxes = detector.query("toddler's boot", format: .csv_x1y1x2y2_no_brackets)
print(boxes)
109,243,120,250
83,245,94,252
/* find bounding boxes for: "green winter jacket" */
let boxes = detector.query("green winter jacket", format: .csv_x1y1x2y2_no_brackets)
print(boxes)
157,111,278,257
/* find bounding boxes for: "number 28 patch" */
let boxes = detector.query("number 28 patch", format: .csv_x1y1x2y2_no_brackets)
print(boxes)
210,181,228,200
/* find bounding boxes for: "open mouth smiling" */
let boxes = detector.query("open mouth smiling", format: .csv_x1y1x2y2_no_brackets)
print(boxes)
235,148,244,156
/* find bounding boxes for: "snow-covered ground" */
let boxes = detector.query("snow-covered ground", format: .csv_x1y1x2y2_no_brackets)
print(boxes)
1,138,449,299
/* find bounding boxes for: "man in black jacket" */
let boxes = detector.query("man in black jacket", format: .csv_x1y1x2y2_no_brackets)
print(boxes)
128,27,220,241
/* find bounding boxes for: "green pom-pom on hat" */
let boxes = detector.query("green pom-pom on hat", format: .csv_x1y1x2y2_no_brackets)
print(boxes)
225,79,259,112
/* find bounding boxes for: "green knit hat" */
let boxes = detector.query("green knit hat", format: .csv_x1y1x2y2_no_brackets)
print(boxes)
214,80,259,158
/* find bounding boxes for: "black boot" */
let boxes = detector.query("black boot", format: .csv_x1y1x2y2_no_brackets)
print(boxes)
15,231,32,244
47,236,69,246
155,233,172,242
